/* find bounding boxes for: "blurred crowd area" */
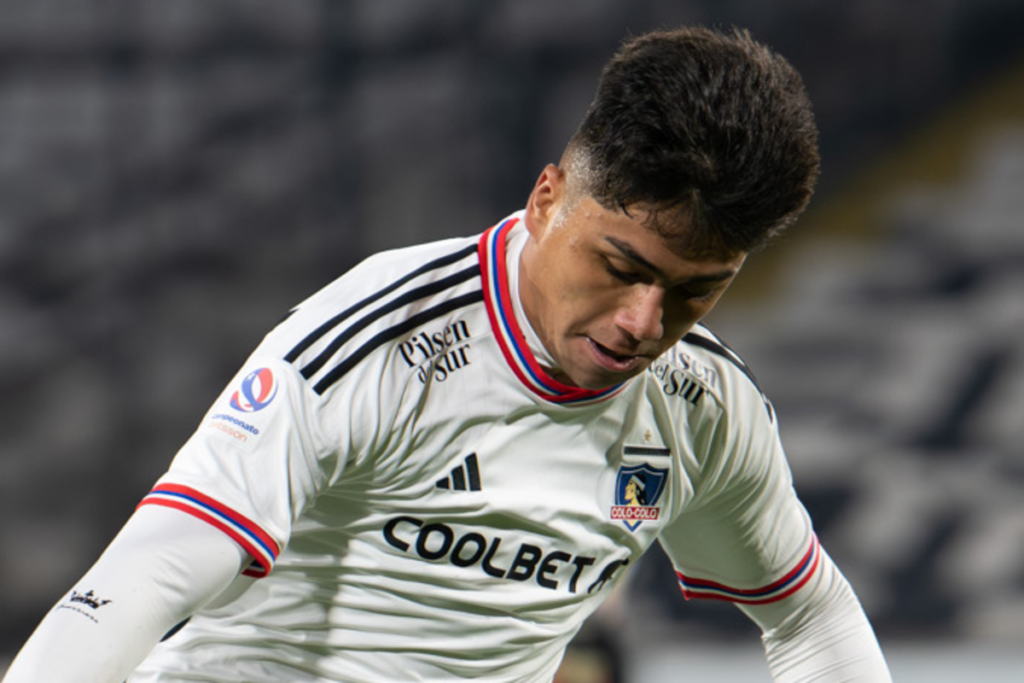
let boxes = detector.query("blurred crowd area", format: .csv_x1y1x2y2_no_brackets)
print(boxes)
2,0,1024,670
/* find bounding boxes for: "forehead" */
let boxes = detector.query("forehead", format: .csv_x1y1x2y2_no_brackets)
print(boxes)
569,196,745,275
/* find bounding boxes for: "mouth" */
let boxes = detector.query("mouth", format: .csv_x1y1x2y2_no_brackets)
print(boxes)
586,338,646,373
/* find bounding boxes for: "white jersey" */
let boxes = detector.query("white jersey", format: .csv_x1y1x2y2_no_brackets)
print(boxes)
129,214,818,683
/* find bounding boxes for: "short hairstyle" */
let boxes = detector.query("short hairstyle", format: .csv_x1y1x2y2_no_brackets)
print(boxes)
565,26,820,254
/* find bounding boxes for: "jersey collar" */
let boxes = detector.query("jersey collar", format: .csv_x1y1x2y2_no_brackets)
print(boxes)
478,217,627,406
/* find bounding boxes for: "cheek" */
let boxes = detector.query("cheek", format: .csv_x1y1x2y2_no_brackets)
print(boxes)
556,259,610,302
553,283,620,334
663,300,713,336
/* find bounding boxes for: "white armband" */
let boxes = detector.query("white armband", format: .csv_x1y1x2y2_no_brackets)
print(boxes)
2,505,247,683
741,548,892,682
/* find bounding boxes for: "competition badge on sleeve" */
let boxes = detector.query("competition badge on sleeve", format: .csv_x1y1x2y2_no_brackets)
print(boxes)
611,463,668,532
230,368,279,413
202,366,279,450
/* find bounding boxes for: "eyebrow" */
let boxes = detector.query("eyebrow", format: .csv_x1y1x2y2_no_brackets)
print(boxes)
603,236,738,285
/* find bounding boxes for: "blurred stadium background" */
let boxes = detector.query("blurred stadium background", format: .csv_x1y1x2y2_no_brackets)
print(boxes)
2,1,1023,681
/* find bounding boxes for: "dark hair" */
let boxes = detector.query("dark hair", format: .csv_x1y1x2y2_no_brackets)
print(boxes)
565,26,820,254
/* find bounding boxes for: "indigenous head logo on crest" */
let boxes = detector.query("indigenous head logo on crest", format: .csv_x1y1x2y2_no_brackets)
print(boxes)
611,464,668,532
230,368,278,413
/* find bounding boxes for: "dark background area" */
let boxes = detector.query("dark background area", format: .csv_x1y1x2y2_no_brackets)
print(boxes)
3,0,1024,663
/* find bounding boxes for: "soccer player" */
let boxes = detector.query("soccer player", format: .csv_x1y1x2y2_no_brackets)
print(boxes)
3,26,892,682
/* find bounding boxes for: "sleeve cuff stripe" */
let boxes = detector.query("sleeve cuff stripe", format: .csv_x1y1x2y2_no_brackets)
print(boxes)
138,484,281,577
675,534,820,604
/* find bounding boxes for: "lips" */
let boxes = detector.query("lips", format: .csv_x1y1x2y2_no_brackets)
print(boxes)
587,338,645,373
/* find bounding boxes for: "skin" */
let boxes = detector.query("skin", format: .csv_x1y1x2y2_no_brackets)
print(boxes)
519,164,747,391
624,479,641,506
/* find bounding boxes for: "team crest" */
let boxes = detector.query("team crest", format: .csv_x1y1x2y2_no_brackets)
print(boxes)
611,463,668,532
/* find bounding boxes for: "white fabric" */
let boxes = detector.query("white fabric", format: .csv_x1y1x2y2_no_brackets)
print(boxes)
131,215,888,681
744,549,892,681
2,506,245,683
4,213,891,682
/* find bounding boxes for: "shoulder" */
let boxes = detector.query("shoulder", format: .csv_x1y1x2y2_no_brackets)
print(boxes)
652,326,789,499
653,323,774,425
292,234,482,329
253,234,485,397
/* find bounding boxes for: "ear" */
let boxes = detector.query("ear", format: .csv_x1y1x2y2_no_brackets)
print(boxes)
524,164,565,240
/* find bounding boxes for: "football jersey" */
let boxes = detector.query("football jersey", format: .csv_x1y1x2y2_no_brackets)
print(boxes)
128,213,818,683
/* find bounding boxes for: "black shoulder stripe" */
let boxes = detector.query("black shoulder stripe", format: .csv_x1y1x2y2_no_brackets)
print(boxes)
682,331,775,422
285,243,478,363
682,331,761,390
299,264,480,379
313,290,484,395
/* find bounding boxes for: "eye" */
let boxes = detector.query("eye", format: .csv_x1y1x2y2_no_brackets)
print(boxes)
673,285,719,303
603,259,644,284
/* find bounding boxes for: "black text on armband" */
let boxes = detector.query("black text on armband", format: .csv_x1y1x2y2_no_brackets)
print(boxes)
56,589,114,624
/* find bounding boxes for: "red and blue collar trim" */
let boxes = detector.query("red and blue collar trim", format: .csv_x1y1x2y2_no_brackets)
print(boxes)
478,217,626,406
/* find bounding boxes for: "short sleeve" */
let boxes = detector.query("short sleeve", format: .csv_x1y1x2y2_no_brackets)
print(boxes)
138,355,335,577
658,395,820,606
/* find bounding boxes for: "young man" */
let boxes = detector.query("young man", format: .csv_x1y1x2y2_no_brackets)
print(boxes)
3,26,892,682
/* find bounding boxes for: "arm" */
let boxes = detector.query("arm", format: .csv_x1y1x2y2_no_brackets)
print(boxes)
2,506,246,683
665,508,890,682
661,460,890,682
665,519,889,681
659,343,891,682
741,547,891,682
5,295,393,681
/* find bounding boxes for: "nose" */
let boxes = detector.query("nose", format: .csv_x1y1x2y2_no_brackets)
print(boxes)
616,285,665,343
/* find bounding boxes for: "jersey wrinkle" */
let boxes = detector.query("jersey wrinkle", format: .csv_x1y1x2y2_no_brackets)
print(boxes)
132,213,814,683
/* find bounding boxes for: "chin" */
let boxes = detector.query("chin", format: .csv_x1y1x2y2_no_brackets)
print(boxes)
569,367,642,391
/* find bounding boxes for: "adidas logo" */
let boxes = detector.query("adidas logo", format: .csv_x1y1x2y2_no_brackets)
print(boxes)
436,453,481,492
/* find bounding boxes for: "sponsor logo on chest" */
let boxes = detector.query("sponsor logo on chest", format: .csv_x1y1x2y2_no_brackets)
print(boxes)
383,515,629,596
398,319,474,384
